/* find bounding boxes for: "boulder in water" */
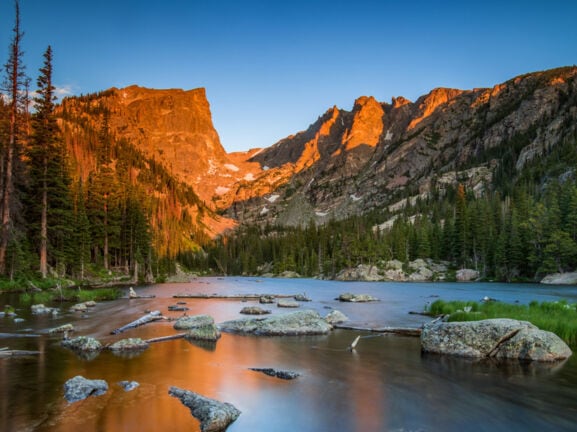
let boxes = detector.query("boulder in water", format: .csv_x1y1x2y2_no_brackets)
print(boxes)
421,318,572,361
219,310,332,336
169,386,240,432
64,375,108,403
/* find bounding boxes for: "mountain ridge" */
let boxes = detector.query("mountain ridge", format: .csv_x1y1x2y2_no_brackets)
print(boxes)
57,66,577,241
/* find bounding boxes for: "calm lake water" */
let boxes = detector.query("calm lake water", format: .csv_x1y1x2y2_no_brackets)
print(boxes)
2,278,577,432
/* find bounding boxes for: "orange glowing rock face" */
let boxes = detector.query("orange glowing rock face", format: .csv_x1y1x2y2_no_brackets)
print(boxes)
408,87,463,130
343,96,385,151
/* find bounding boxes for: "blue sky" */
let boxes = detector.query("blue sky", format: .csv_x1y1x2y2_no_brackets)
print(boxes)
1,1,576,152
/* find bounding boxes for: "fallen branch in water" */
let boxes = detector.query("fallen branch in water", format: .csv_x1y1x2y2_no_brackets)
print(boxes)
172,293,298,300
0,347,41,357
111,311,165,335
145,333,186,344
349,335,361,351
334,324,422,337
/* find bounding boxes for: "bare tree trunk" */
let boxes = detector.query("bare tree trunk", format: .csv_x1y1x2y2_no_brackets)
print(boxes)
0,2,24,275
39,160,48,278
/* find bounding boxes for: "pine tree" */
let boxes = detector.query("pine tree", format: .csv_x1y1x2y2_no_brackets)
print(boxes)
27,46,74,277
0,1,27,275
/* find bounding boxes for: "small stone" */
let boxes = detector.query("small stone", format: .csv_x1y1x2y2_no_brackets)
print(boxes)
118,380,140,391
250,368,300,380
240,306,271,315
277,300,300,308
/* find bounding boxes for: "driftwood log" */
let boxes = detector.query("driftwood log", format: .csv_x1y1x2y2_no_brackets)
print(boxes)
172,293,298,300
334,324,422,337
145,333,186,344
111,311,164,335
0,347,40,357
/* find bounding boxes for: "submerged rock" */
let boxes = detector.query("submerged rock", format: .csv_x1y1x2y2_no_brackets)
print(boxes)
337,293,379,302
118,380,140,391
64,375,108,403
168,386,241,432
219,310,332,336
421,318,572,362
168,304,190,312
250,368,300,380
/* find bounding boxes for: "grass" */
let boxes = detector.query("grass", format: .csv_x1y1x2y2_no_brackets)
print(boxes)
426,299,577,347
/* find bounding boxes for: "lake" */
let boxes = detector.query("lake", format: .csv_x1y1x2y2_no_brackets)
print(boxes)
1,278,577,432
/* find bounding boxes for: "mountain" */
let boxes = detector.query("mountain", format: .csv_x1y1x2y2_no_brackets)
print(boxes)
219,66,577,227
56,66,577,256
57,86,239,257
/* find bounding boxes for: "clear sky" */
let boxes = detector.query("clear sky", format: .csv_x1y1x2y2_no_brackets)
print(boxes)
1,0,576,152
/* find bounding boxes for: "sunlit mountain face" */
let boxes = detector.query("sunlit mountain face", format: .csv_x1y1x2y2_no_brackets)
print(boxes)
58,66,577,241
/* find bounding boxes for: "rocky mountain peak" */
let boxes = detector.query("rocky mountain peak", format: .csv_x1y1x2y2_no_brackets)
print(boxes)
342,95,385,151
408,87,464,129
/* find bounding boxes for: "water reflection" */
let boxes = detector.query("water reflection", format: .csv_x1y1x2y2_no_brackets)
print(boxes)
2,278,577,431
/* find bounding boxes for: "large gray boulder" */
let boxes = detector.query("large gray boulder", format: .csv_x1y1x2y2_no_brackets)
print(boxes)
169,386,240,432
456,268,479,282
421,318,572,362
219,310,332,336
64,375,108,403
541,272,577,285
